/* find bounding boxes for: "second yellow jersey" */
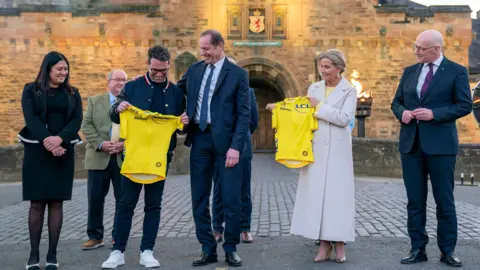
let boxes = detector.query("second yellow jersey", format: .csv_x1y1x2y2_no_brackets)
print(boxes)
272,97,318,168
120,106,183,184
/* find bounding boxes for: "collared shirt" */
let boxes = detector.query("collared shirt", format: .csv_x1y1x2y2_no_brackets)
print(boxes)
195,56,226,123
108,91,116,106
99,91,117,150
416,54,444,98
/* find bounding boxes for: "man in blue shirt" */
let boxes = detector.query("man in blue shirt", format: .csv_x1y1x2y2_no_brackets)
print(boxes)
212,57,259,244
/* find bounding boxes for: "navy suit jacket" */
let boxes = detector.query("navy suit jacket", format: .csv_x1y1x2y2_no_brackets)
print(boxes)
177,59,251,155
243,88,259,159
391,57,472,155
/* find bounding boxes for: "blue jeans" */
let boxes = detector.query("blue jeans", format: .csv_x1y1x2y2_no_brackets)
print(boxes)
212,157,252,233
113,177,166,252
113,157,170,252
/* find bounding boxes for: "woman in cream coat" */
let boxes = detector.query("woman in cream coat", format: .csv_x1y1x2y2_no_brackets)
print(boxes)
267,49,357,263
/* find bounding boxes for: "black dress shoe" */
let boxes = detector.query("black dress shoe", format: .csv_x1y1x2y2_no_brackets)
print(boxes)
225,252,242,267
400,248,428,264
440,253,462,267
192,251,218,266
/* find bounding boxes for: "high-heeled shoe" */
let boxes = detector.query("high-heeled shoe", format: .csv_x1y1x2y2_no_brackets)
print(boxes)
25,263,40,270
334,243,347,263
313,241,332,262
45,262,59,270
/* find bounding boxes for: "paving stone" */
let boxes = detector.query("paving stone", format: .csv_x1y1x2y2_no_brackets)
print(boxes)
1,155,479,245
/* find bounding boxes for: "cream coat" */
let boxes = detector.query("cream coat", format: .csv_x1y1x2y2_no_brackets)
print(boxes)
290,77,357,242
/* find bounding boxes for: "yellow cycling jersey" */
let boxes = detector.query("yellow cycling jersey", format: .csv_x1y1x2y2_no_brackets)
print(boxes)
120,106,183,184
272,97,318,168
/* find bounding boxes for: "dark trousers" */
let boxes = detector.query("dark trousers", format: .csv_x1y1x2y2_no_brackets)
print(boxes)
190,129,242,254
212,157,252,233
87,155,122,240
401,130,457,254
113,169,168,252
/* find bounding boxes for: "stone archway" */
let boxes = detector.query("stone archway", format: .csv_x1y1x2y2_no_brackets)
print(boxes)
237,58,299,151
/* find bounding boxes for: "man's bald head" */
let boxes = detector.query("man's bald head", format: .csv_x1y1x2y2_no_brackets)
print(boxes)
417,30,443,48
107,69,128,97
414,29,443,64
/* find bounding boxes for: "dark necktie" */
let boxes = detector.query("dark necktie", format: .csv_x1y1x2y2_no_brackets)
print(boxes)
199,65,215,131
420,63,434,98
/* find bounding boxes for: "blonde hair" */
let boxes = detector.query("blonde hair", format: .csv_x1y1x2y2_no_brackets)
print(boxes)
316,49,347,74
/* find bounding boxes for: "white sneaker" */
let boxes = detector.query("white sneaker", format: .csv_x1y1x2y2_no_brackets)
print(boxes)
140,250,160,268
101,250,125,269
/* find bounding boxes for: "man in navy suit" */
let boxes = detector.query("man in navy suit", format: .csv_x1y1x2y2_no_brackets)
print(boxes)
177,29,251,267
212,57,259,243
391,30,472,267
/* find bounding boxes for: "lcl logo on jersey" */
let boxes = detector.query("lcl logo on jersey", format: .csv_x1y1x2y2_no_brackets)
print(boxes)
295,103,311,113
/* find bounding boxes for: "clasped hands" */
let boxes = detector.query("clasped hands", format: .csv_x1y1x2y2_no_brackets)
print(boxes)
402,108,434,124
43,136,65,157
101,141,124,155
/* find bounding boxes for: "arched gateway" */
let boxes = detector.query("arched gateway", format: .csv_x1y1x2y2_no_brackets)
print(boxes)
237,57,300,151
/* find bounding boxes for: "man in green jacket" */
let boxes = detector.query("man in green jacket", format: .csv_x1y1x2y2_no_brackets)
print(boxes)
81,69,127,250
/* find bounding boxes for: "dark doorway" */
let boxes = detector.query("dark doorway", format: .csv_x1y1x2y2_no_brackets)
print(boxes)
250,78,284,152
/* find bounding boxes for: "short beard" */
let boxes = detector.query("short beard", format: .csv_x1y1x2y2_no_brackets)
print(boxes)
153,77,167,83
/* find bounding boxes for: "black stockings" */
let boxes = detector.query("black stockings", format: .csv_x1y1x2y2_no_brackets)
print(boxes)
28,200,63,265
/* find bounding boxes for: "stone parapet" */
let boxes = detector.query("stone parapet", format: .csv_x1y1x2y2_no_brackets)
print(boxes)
1,137,479,183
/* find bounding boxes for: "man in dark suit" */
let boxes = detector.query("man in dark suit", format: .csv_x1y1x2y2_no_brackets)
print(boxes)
473,82,480,125
177,29,251,267
212,83,259,244
391,29,472,268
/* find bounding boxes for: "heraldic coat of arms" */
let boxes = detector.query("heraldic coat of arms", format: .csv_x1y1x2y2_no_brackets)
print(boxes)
249,9,265,33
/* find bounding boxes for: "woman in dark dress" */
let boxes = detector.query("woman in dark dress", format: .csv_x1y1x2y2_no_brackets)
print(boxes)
19,51,82,270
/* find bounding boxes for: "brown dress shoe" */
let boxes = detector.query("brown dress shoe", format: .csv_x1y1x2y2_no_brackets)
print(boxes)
82,239,104,250
241,232,253,243
214,232,223,243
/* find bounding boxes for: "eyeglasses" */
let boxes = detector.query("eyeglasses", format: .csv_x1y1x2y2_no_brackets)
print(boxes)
109,78,127,83
413,44,438,52
149,67,170,74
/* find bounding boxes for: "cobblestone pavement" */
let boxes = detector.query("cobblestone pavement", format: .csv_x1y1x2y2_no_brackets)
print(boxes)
1,154,480,245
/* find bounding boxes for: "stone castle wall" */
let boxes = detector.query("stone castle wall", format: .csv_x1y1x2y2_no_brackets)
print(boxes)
0,0,478,145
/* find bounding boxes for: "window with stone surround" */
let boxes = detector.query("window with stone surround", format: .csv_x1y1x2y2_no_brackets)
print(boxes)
272,6,287,40
175,52,197,82
227,6,243,40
